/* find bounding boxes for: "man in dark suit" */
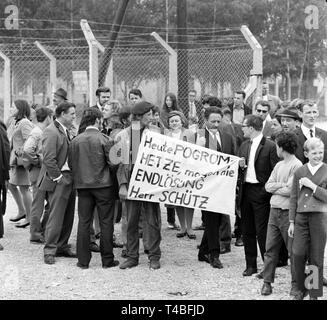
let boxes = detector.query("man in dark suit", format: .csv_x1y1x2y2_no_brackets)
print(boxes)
197,106,236,268
0,120,10,250
229,91,252,125
294,100,327,164
254,100,273,139
221,107,245,247
38,102,77,265
69,107,118,269
239,115,279,276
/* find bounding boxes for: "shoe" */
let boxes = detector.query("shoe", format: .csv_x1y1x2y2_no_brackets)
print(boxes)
292,292,304,300
121,249,128,258
89,242,100,252
220,247,231,254
235,238,244,247
256,271,264,279
144,249,149,254
30,238,45,244
277,260,288,267
44,254,55,265
113,241,124,248
210,256,223,269
261,282,272,296
290,284,299,296
176,232,187,238
56,248,77,258
167,223,179,230
323,277,327,287
242,267,257,276
194,224,205,231
198,253,210,263
187,233,196,240
10,214,26,222
119,259,138,269
149,260,160,270
15,219,30,228
0,243,3,251
103,260,119,268
76,262,88,269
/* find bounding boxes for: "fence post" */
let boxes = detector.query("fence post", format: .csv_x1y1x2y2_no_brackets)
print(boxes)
151,32,177,94
81,19,114,105
34,41,57,103
241,25,262,108
0,50,11,122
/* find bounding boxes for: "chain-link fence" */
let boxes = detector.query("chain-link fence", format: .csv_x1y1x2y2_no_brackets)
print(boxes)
0,28,256,123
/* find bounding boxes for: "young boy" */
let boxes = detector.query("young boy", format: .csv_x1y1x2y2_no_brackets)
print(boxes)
260,131,302,296
288,137,327,300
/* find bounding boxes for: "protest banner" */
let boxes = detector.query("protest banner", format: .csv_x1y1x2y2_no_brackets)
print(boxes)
127,131,240,215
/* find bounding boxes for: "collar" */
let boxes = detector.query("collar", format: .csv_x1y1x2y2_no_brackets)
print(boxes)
251,132,263,144
301,124,315,137
308,162,323,174
85,126,99,131
234,104,244,110
56,119,68,133
97,102,102,110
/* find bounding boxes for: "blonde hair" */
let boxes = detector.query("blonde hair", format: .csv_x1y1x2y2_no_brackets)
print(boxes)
303,137,324,152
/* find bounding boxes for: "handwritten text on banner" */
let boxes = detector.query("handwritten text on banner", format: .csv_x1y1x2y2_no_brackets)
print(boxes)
127,131,240,215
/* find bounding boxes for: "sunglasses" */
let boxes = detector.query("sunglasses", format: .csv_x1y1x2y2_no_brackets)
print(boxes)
256,109,268,113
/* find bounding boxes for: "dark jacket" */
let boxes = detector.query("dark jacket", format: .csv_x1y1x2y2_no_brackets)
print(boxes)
238,136,279,204
196,127,236,156
238,136,279,185
68,127,114,189
0,120,10,235
37,120,70,191
294,127,327,164
0,121,10,184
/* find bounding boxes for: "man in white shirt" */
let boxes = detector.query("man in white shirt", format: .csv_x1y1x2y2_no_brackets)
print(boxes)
38,102,77,265
254,100,273,138
238,115,279,276
230,91,252,124
294,100,327,164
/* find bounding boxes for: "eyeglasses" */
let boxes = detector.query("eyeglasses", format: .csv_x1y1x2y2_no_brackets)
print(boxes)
256,109,268,114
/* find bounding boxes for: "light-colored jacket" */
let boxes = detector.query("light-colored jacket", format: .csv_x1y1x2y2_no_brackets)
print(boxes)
9,117,34,165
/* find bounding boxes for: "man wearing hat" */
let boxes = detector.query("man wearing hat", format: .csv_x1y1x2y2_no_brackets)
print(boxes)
53,88,68,106
114,101,162,270
53,88,78,138
276,108,300,133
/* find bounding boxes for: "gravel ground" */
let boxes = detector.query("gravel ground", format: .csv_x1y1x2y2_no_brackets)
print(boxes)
1,193,326,301
1,121,327,300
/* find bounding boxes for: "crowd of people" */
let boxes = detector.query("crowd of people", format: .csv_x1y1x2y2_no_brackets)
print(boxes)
0,83,327,300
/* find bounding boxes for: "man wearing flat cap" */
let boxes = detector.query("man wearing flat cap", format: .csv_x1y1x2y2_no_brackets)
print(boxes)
276,108,300,134
114,101,162,270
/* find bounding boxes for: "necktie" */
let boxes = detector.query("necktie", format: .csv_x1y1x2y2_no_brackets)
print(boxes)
310,129,314,138
246,140,253,165
214,134,221,152
66,129,71,142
